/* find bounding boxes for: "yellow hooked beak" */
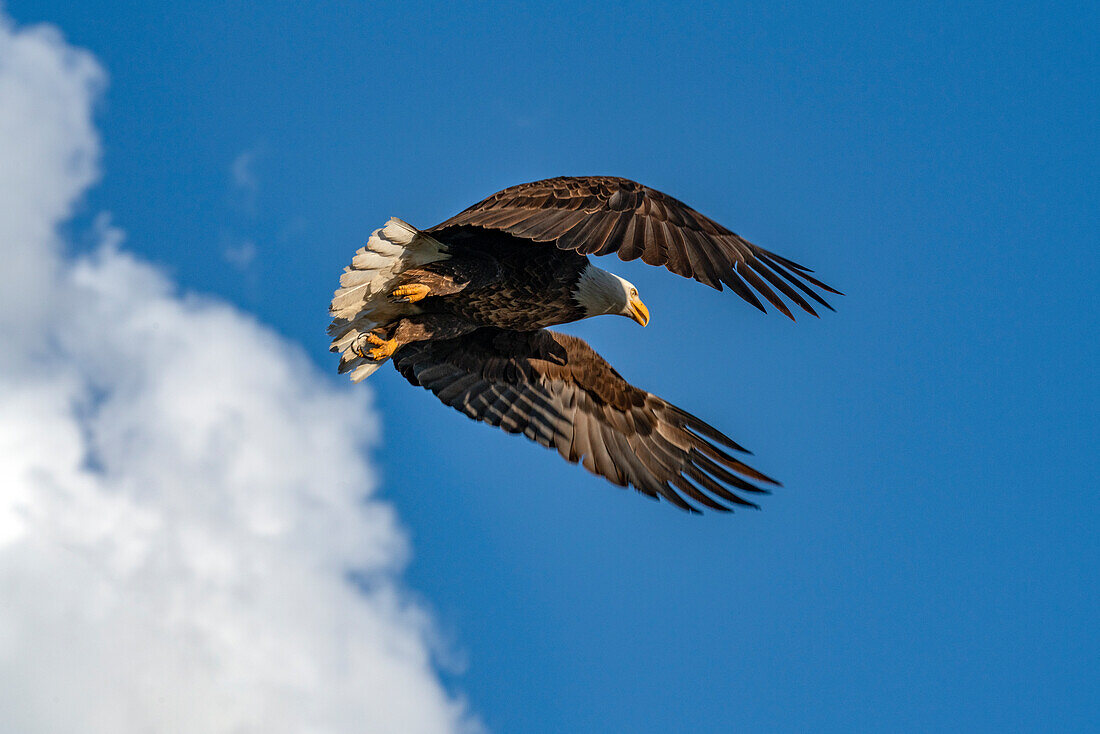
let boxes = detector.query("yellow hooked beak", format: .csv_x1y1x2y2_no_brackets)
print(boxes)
627,294,650,327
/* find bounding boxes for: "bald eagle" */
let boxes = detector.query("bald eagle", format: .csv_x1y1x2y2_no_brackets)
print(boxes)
329,176,839,513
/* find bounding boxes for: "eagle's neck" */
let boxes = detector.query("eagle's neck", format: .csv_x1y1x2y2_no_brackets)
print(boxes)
573,264,630,318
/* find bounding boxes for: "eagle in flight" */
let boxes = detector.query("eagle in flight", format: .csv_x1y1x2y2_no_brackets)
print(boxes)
329,176,839,513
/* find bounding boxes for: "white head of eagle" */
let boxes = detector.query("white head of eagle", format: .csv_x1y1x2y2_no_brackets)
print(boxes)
573,263,650,327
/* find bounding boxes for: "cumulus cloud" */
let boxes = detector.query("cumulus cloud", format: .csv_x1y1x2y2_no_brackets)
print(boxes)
0,12,477,734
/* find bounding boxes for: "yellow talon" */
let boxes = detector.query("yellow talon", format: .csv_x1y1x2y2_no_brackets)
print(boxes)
355,331,399,361
390,283,431,303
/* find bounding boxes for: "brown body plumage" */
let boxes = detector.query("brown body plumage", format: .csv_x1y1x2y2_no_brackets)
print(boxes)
400,230,588,330
328,176,840,513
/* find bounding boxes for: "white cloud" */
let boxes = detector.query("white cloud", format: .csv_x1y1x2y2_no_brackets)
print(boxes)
0,13,101,353
226,148,262,265
231,148,258,193
224,237,258,267
0,12,478,734
230,147,261,213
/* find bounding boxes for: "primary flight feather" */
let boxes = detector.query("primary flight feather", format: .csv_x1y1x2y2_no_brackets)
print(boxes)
329,176,839,513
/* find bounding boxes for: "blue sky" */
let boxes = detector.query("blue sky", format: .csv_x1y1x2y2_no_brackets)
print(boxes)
8,1,1097,731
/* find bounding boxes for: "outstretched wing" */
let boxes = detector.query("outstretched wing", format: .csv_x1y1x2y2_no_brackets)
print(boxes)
428,176,841,319
391,328,778,513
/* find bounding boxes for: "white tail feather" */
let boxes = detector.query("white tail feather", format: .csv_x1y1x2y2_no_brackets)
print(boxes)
328,218,449,381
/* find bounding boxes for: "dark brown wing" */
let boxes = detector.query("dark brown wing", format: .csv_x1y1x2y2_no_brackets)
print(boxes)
391,328,778,514
428,176,841,319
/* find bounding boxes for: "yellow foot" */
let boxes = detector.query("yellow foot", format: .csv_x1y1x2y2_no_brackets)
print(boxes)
390,283,431,303
354,331,399,361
